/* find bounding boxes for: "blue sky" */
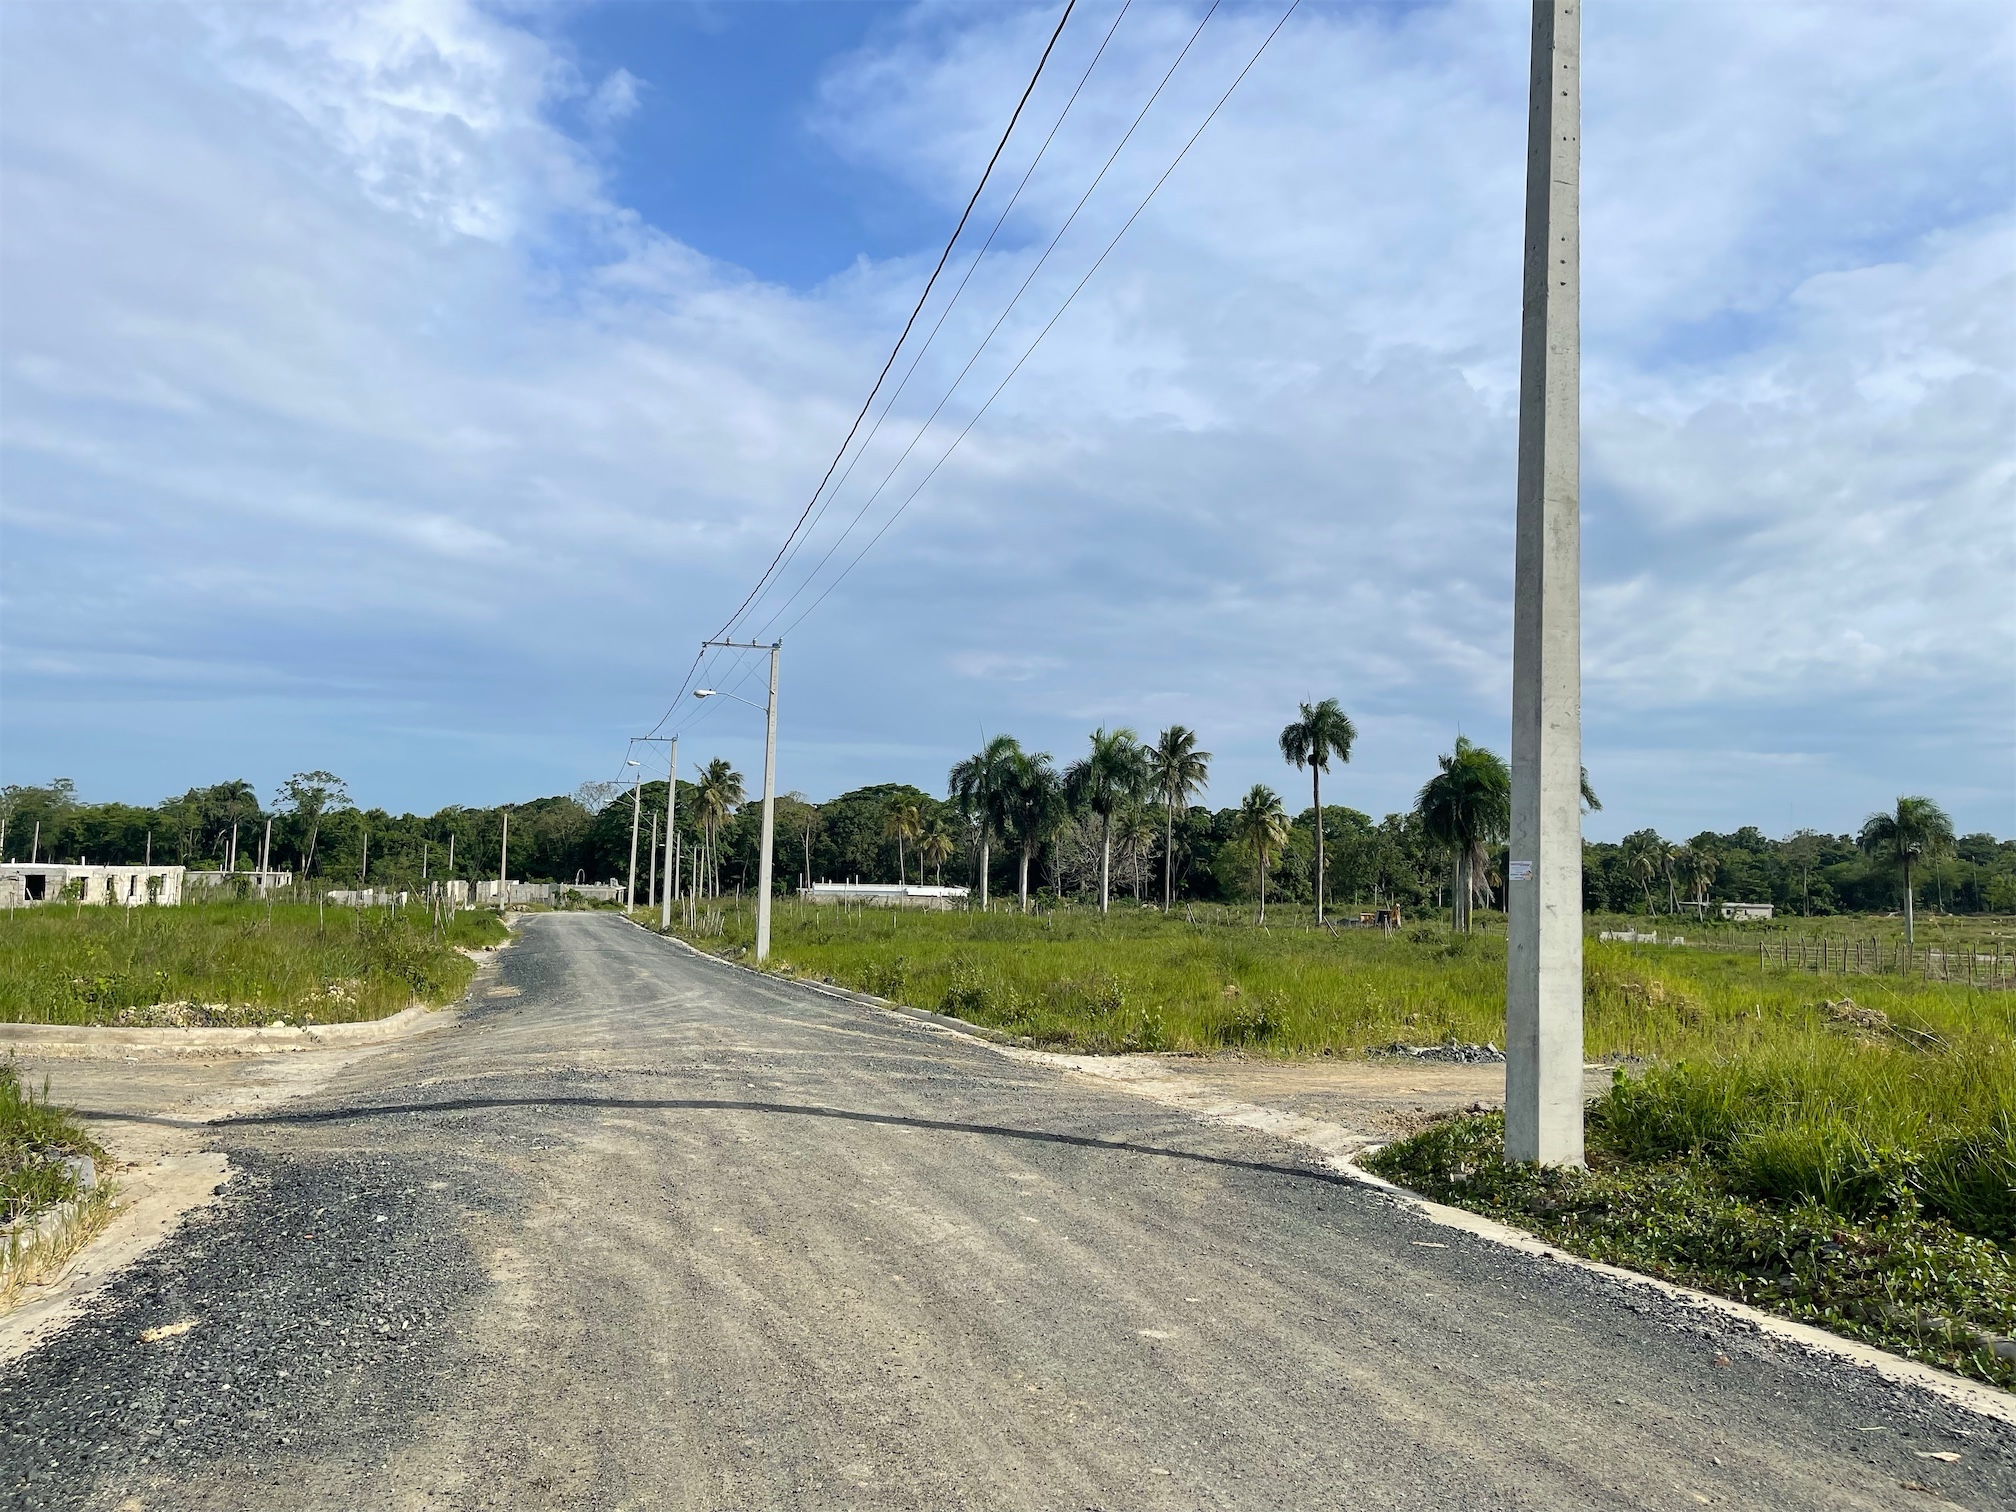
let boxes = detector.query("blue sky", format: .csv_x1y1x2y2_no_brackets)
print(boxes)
1,0,2011,841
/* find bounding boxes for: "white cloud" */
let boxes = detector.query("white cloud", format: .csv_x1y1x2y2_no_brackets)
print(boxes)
585,67,643,130
1,0,2009,837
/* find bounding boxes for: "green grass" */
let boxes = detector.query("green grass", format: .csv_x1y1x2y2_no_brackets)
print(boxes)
2,1061,102,1228
0,900,509,1026
1365,1107,2016,1390
671,900,2015,1062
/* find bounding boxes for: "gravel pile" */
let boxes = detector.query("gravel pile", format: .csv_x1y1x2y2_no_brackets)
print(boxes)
1378,1041,1506,1065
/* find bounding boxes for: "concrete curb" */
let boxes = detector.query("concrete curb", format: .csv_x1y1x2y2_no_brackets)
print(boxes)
621,912,2016,1426
0,1001,454,1058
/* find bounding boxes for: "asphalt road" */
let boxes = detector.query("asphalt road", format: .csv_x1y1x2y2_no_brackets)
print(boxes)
5,912,2011,1510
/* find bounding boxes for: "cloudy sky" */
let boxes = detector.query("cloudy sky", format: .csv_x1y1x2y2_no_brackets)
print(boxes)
2,0,2010,840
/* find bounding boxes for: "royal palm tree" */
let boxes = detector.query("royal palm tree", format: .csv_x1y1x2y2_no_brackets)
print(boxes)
1064,727,1147,914
1278,699,1356,925
917,818,955,886
1236,784,1291,924
1145,725,1210,913
883,802,923,886
948,735,1021,910
1859,795,1954,945
1003,751,1061,912
1413,737,1510,933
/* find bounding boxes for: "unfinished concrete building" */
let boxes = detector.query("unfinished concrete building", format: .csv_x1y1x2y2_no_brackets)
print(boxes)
0,864,185,908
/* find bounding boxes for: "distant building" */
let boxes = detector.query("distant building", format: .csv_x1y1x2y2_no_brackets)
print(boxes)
801,882,970,911
0,864,185,908
1718,901,1774,922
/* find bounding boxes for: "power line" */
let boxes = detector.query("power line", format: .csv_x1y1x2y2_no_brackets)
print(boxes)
775,0,1304,638
734,0,1137,637
703,0,1080,652
749,0,1221,642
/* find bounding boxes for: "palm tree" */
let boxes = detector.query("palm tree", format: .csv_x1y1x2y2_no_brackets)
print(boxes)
1236,784,1291,924
917,818,956,886
1064,727,1147,914
1116,806,1160,901
1859,795,1954,945
1678,844,1719,914
1145,725,1211,913
694,759,744,897
884,802,923,886
1278,699,1356,925
948,735,1021,910
1003,751,1061,912
1412,737,1510,933
1624,838,1662,915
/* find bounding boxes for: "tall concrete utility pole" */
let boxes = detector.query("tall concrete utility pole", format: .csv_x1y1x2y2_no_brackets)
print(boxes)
498,811,509,909
1506,0,1583,1167
660,737,679,932
756,643,780,963
647,812,658,908
625,760,643,910
695,641,782,962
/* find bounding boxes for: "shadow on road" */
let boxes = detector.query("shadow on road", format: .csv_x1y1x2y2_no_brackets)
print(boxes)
151,1094,1373,1191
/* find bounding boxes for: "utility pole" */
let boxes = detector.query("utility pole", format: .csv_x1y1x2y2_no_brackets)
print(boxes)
631,736,679,930
757,644,779,962
647,812,658,908
625,760,643,910
695,641,781,962
662,737,679,931
498,811,509,910
1505,0,1583,1167
261,818,272,878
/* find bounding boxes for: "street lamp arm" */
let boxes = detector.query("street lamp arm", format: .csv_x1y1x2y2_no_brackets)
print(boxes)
693,689,766,713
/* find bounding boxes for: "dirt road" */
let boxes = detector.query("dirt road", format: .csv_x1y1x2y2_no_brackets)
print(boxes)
4,912,2009,1509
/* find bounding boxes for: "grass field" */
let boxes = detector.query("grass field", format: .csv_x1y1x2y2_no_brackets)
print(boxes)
0,900,509,1026
662,899,2015,1386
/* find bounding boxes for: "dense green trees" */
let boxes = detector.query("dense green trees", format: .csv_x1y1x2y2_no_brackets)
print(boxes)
6,758,2008,920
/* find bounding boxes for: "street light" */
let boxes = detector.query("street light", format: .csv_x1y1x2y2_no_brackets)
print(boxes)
694,641,781,964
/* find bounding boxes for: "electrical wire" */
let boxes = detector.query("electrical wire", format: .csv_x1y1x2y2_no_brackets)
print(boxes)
626,0,1080,766
730,0,1136,636
747,0,1222,642
775,0,1303,638
701,0,1079,651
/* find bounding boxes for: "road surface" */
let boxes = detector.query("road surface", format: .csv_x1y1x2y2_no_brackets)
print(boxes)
5,911,2010,1509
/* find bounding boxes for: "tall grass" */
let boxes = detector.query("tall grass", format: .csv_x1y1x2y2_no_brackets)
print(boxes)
0,900,508,1026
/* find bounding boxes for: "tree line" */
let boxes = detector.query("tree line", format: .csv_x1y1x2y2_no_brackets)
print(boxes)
4,728,2009,928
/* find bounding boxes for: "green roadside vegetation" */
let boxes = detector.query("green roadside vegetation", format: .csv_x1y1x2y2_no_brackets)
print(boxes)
664,900,2015,1388
1,1061,103,1231
0,900,509,1027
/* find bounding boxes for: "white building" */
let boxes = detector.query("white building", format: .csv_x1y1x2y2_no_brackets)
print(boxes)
0,864,185,908
800,882,970,911
1718,901,1774,922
